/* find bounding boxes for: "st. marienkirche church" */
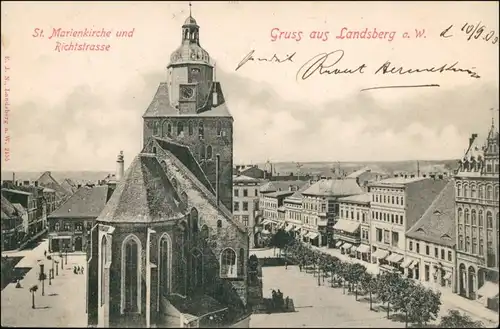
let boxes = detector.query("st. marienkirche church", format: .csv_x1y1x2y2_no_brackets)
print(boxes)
86,7,254,328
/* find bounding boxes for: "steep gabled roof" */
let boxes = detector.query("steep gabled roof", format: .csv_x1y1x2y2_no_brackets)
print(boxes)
338,193,371,204
260,180,309,193
1,195,18,220
97,154,184,224
48,185,110,219
406,181,456,247
36,171,71,197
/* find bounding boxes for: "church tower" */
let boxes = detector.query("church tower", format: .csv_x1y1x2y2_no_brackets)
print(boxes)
142,7,234,212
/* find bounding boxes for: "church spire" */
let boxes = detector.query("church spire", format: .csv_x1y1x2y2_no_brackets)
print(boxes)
189,1,192,17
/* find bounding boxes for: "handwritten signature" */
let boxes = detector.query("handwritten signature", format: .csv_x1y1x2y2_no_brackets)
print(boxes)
296,49,480,80
235,50,296,71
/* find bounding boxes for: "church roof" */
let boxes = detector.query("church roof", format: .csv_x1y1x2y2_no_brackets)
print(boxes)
97,154,185,224
184,16,198,26
142,82,232,118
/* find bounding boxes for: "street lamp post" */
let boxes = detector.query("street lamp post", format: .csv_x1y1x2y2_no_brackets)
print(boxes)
48,269,52,285
317,257,321,286
65,248,68,265
54,261,59,276
59,251,63,269
39,263,45,296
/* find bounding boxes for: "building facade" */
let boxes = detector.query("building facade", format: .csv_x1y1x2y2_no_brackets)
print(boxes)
335,193,371,262
300,179,363,247
368,177,448,273
233,175,261,247
405,181,457,293
87,12,255,328
283,190,305,240
47,185,112,253
454,121,499,311
1,195,24,250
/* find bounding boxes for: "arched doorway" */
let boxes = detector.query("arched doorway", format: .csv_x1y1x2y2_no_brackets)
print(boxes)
459,263,466,296
468,266,476,299
74,237,83,251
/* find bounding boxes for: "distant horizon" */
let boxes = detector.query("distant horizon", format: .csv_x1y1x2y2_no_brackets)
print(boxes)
0,158,459,174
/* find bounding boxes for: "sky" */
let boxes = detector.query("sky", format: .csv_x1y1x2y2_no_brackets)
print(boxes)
1,1,499,171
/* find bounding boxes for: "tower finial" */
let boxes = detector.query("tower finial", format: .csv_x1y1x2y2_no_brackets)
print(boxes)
189,1,192,16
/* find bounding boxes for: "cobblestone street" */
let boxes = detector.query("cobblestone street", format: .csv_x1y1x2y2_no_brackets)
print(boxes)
1,239,88,327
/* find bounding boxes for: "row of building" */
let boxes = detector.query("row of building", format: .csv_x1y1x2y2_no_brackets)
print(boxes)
233,120,499,312
0,171,75,250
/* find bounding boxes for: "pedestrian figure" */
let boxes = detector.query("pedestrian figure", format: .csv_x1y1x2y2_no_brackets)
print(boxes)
15,279,22,288
285,261,288,270
44,250,47,257
81,267,84,275
299,263,302,272
285,296,289,310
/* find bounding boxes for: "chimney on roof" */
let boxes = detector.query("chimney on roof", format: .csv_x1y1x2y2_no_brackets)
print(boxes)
12,172,15,183
116,151,125,182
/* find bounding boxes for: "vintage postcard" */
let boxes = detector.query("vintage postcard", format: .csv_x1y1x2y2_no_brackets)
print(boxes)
1,1,499,328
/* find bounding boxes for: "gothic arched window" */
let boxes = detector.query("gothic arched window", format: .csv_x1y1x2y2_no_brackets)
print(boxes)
188,121,193,136
121,235,141,314
206,145,213,160
200,144,206,159
177,122,184,136
198,122,204,139
487,211,493,229
167,123,172,137
479,210,484,226
465,209,470,225
472,209,477,226
471,184,477,198
175,224,188,296
220,248,237,278
464,184,469,198
153,121,160,136
479,185,484,199
159,233,172,297
180,191,188,206
191,248,203,289
458,208,463,223
457,183,462,197
495,186,499,201
487,185,493,200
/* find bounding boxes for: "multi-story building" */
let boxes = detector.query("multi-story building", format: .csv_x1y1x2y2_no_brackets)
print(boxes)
335,193,371,262
283,186,310,240
1,195,24,250
300,178,363,247
47,185,112,253
36,171,73,207
258,180,308,235
368,177,448,273
43,188,57,215
233,174,261,247
1,187,37,236
454,120,499,311
405,181,456,293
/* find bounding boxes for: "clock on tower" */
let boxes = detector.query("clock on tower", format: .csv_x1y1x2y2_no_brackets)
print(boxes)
179,84,196,101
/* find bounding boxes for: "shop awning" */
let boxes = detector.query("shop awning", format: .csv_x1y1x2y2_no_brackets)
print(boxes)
284,224,293,232
372,249,389,260
333,219,361,233
409,260,418,269
342,242,353,250
477,281,500,299
50,235,72,239
261,219,272,226
443,272,452,280
401,258,414,268
386,253,404,263
307,232,319,240
356,244,370,253
335,241,344,248
351,245,359,252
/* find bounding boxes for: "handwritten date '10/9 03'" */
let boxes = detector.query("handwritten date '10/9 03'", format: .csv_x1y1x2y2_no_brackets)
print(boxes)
441,22,498,45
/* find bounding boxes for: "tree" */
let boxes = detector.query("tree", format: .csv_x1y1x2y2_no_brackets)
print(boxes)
29,284,38,309
390,276,417,327
438,309,485,328
347,263,367,300
360,272,378,310
270,229,293,257
401,285,441,327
